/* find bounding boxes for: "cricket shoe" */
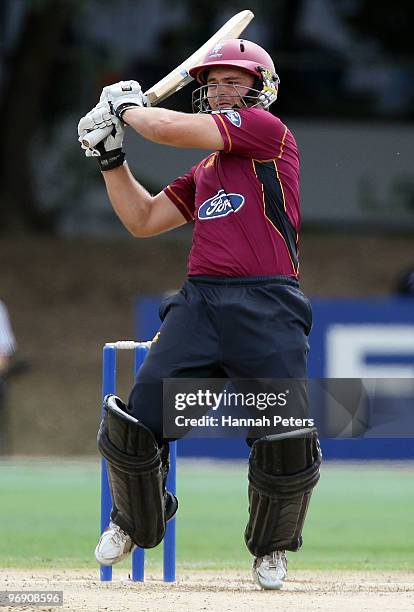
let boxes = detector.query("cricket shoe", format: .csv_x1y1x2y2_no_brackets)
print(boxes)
95,496,177,566
252,550,287,590
95,521,136,566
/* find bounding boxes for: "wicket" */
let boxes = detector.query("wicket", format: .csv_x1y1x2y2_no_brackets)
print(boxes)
100,340,177,582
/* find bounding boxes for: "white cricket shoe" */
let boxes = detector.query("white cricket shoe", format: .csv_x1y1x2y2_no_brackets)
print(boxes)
252,550,287,590
95,521,136,566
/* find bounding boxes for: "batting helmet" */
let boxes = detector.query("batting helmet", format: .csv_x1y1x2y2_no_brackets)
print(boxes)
189,39,276,83
190,39,279,113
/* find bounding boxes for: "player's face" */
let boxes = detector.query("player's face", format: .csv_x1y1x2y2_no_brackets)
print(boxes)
206,67,255,110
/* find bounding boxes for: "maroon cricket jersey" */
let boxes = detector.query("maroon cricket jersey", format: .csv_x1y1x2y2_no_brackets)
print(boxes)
163,107,300,277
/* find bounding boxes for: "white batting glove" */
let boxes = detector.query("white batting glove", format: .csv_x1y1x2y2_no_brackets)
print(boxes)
257,67,280,109
100,80,148,120
78,102,126,170
78,101,114,136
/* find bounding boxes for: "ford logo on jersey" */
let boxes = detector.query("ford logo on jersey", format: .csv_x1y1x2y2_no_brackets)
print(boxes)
198,189,245,220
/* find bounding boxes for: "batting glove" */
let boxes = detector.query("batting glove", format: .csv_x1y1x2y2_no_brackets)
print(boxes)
78,102,126,171
257,67,280,109
100,80,149,121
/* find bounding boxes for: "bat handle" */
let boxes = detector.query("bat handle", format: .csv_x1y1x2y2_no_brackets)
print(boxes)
80,126,112,149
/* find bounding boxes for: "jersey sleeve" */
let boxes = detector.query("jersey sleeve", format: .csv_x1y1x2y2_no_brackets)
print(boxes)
212,108,287,159
163,166,196,222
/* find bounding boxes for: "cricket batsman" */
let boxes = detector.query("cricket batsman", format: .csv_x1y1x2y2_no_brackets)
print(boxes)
78,39,321,590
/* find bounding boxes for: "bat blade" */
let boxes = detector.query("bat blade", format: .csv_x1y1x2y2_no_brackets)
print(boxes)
145,9,254,105
80,10,254,149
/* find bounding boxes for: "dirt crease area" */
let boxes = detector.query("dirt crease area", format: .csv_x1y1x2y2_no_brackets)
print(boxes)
1,569,413,611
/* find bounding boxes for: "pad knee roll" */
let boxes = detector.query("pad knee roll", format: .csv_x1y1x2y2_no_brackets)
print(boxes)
245,427,321,557
98,395,166,549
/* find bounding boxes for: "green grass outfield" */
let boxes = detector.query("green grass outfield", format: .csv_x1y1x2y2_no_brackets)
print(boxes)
1,459,413,571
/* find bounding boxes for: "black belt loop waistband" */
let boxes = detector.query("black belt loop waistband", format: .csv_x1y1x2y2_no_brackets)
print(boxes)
187,275,299,288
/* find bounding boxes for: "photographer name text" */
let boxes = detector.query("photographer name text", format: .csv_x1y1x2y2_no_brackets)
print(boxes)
174,415,314,428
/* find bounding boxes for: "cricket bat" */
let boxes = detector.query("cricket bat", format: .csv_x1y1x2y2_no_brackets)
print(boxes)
80,10,254,149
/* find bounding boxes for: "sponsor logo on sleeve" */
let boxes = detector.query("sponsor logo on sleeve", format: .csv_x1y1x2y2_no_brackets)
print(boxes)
198,189,245,220
223,110,241,127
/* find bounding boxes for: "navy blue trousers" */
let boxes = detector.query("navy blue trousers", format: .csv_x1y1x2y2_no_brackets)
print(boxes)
128,276,312,443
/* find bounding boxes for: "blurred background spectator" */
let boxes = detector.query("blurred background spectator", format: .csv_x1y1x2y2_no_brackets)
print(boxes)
0,300,17,454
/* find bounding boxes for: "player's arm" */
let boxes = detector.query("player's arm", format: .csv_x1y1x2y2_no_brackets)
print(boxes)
123,107,224,150
99,80,224,151
102,163,188,237
78,102,190,237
